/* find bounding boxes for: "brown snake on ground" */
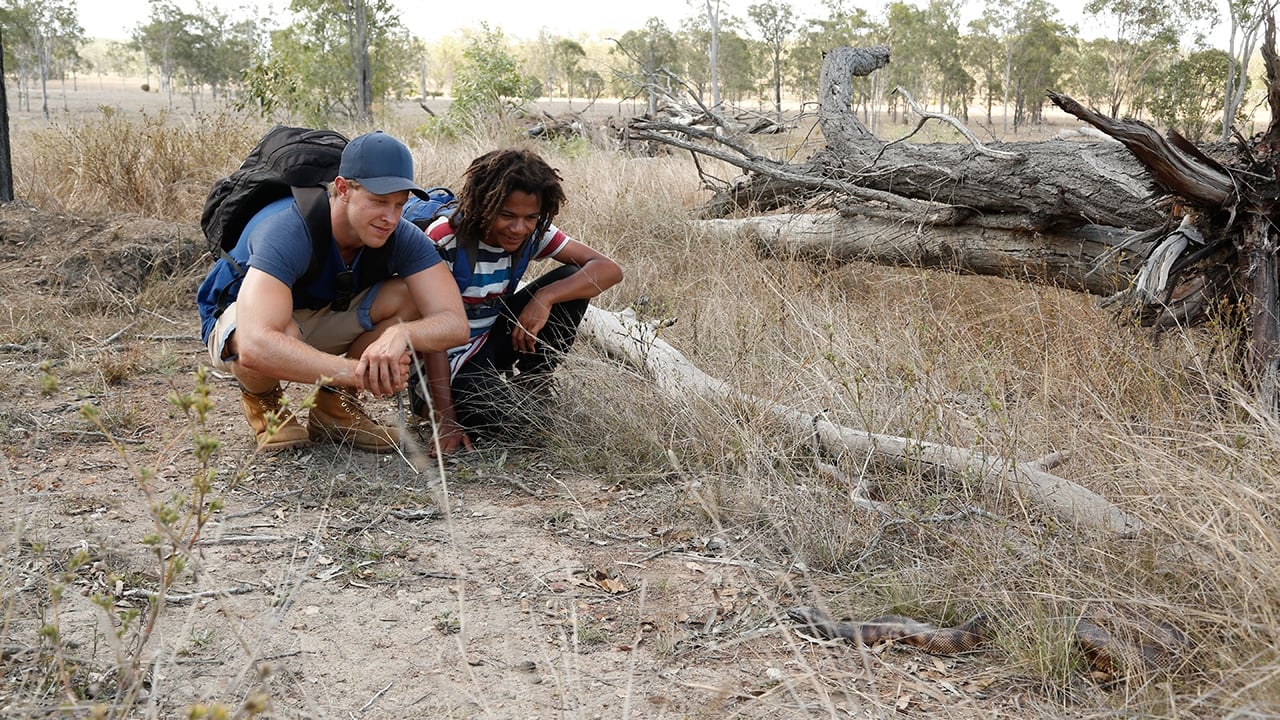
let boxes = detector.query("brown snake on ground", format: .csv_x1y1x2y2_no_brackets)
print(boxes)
786,606,1190,678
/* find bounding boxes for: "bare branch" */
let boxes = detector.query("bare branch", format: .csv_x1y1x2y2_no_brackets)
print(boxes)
890,87,1020,160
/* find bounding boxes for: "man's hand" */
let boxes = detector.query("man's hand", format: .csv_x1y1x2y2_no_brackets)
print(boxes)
356,326,412,396
428,417,474,457
513,296,551,354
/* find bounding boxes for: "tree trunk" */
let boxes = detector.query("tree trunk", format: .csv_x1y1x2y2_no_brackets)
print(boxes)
579,307,1143,536
624,25,1280,399
0,28,12,203
703,214,1143,296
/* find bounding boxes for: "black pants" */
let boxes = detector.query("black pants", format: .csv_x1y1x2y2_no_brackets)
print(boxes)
453,265,588,440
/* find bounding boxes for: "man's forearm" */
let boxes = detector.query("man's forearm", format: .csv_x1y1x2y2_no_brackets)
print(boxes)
532,259,621,306
405,311,470,354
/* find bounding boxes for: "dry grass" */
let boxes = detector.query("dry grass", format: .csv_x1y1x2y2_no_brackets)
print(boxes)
2,102,1278,717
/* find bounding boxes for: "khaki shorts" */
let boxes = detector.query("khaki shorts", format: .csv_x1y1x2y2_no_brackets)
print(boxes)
206,286,379,372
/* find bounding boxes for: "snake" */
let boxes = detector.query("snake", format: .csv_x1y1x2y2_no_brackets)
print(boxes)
786,606,1189,677
787,606,990,655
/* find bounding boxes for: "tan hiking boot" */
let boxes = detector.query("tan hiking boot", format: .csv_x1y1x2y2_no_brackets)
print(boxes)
241,385,310,451
308,386,401,453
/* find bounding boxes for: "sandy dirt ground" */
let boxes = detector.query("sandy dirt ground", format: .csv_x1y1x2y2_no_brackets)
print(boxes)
0,77,1130,716
0,198,1061,720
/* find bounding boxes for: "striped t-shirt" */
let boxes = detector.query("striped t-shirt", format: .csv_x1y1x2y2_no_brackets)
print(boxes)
426,216,570,376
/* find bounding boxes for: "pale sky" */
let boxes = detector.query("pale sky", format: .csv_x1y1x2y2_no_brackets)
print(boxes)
76,0,775,42
74,0,1221,47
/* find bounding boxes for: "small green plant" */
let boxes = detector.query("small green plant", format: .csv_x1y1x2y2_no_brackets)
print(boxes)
575,623,610,647
434,610,461,635
32,366,240,715
39,360,58,395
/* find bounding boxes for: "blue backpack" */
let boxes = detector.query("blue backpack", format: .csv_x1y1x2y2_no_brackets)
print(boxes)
403,191,536,294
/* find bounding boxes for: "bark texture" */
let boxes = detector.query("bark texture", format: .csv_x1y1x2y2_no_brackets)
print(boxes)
627,27,1280,396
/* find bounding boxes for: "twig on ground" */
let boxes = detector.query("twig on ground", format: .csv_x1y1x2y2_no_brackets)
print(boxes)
359,681,394,713
389,507,442,521
120,585,254,604
100,322,137,346
222,489,303,520
197,534,286,545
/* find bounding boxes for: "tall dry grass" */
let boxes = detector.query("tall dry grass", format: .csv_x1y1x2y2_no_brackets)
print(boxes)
3,105,1278,717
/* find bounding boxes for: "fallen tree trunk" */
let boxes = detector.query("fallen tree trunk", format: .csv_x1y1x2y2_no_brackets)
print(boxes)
703,214,1146,296
580,306,1144,536
629,21,1280,399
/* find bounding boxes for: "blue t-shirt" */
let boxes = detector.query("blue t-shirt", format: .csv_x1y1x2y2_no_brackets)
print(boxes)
196,197,442,343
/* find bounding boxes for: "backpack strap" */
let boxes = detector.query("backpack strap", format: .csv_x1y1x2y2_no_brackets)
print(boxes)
509,235,537,288
455,233,482,290
292,186,349,311
219,246,245,278
450,232,539,294
292,185,331,268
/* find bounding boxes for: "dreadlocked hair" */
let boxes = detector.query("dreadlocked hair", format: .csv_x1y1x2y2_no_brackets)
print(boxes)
452,149,566,248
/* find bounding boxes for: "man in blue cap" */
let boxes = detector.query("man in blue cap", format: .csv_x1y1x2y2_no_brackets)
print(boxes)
197,131,468,453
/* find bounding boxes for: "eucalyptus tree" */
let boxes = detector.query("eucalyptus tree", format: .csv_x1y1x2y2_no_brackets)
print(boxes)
241,0,413,123
1146,48,1232,140
527,29,558,101
610,18,679,116
1082,0,1182,117
1006,9,1070,127
971,0,1071,131
701,0,725,110
132,0,194,108
789,0,873,109
177,2,262,104
1,26,12,202
0,0,83,120
716,30,756,103
1219,0,1276,140
553,38,587,102
885,0,969,117
747,1,797,119
965,15,1003,124
447,24,537,130
420,35,461,99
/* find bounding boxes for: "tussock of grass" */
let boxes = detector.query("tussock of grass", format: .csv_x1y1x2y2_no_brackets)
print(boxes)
16,109,261,219
3,109,1278,717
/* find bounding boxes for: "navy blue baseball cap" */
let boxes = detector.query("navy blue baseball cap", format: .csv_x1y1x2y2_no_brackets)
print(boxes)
338,131,429,199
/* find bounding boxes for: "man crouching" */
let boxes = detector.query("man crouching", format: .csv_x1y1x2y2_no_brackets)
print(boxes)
197,131,468,453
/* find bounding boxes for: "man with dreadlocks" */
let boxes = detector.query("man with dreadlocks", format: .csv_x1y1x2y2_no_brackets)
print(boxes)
410,148,623,452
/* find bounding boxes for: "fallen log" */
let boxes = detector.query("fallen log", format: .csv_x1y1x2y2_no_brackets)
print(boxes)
701,214,1148,296
579,306,1144,536
627,24,1280,404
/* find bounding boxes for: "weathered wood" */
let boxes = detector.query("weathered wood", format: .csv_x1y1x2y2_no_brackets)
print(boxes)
580,306,1144,536
702,213,1147,296
817,46,890,142
628,33,1280,404
1047,92,1234,208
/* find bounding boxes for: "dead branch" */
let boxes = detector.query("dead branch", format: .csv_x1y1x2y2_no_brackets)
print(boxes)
121,585,255,604
701,213,1147,296
629,120,971,223
580,306,1143,535
1048,92,1234,208
891,86,1020,160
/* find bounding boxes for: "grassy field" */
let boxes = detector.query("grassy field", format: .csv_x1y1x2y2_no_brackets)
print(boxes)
1,83,1278,718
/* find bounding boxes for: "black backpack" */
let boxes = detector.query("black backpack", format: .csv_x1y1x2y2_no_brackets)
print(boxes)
201,126,360,305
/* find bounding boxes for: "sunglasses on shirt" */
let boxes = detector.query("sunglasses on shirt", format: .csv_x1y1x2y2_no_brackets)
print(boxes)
331,270,354,312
